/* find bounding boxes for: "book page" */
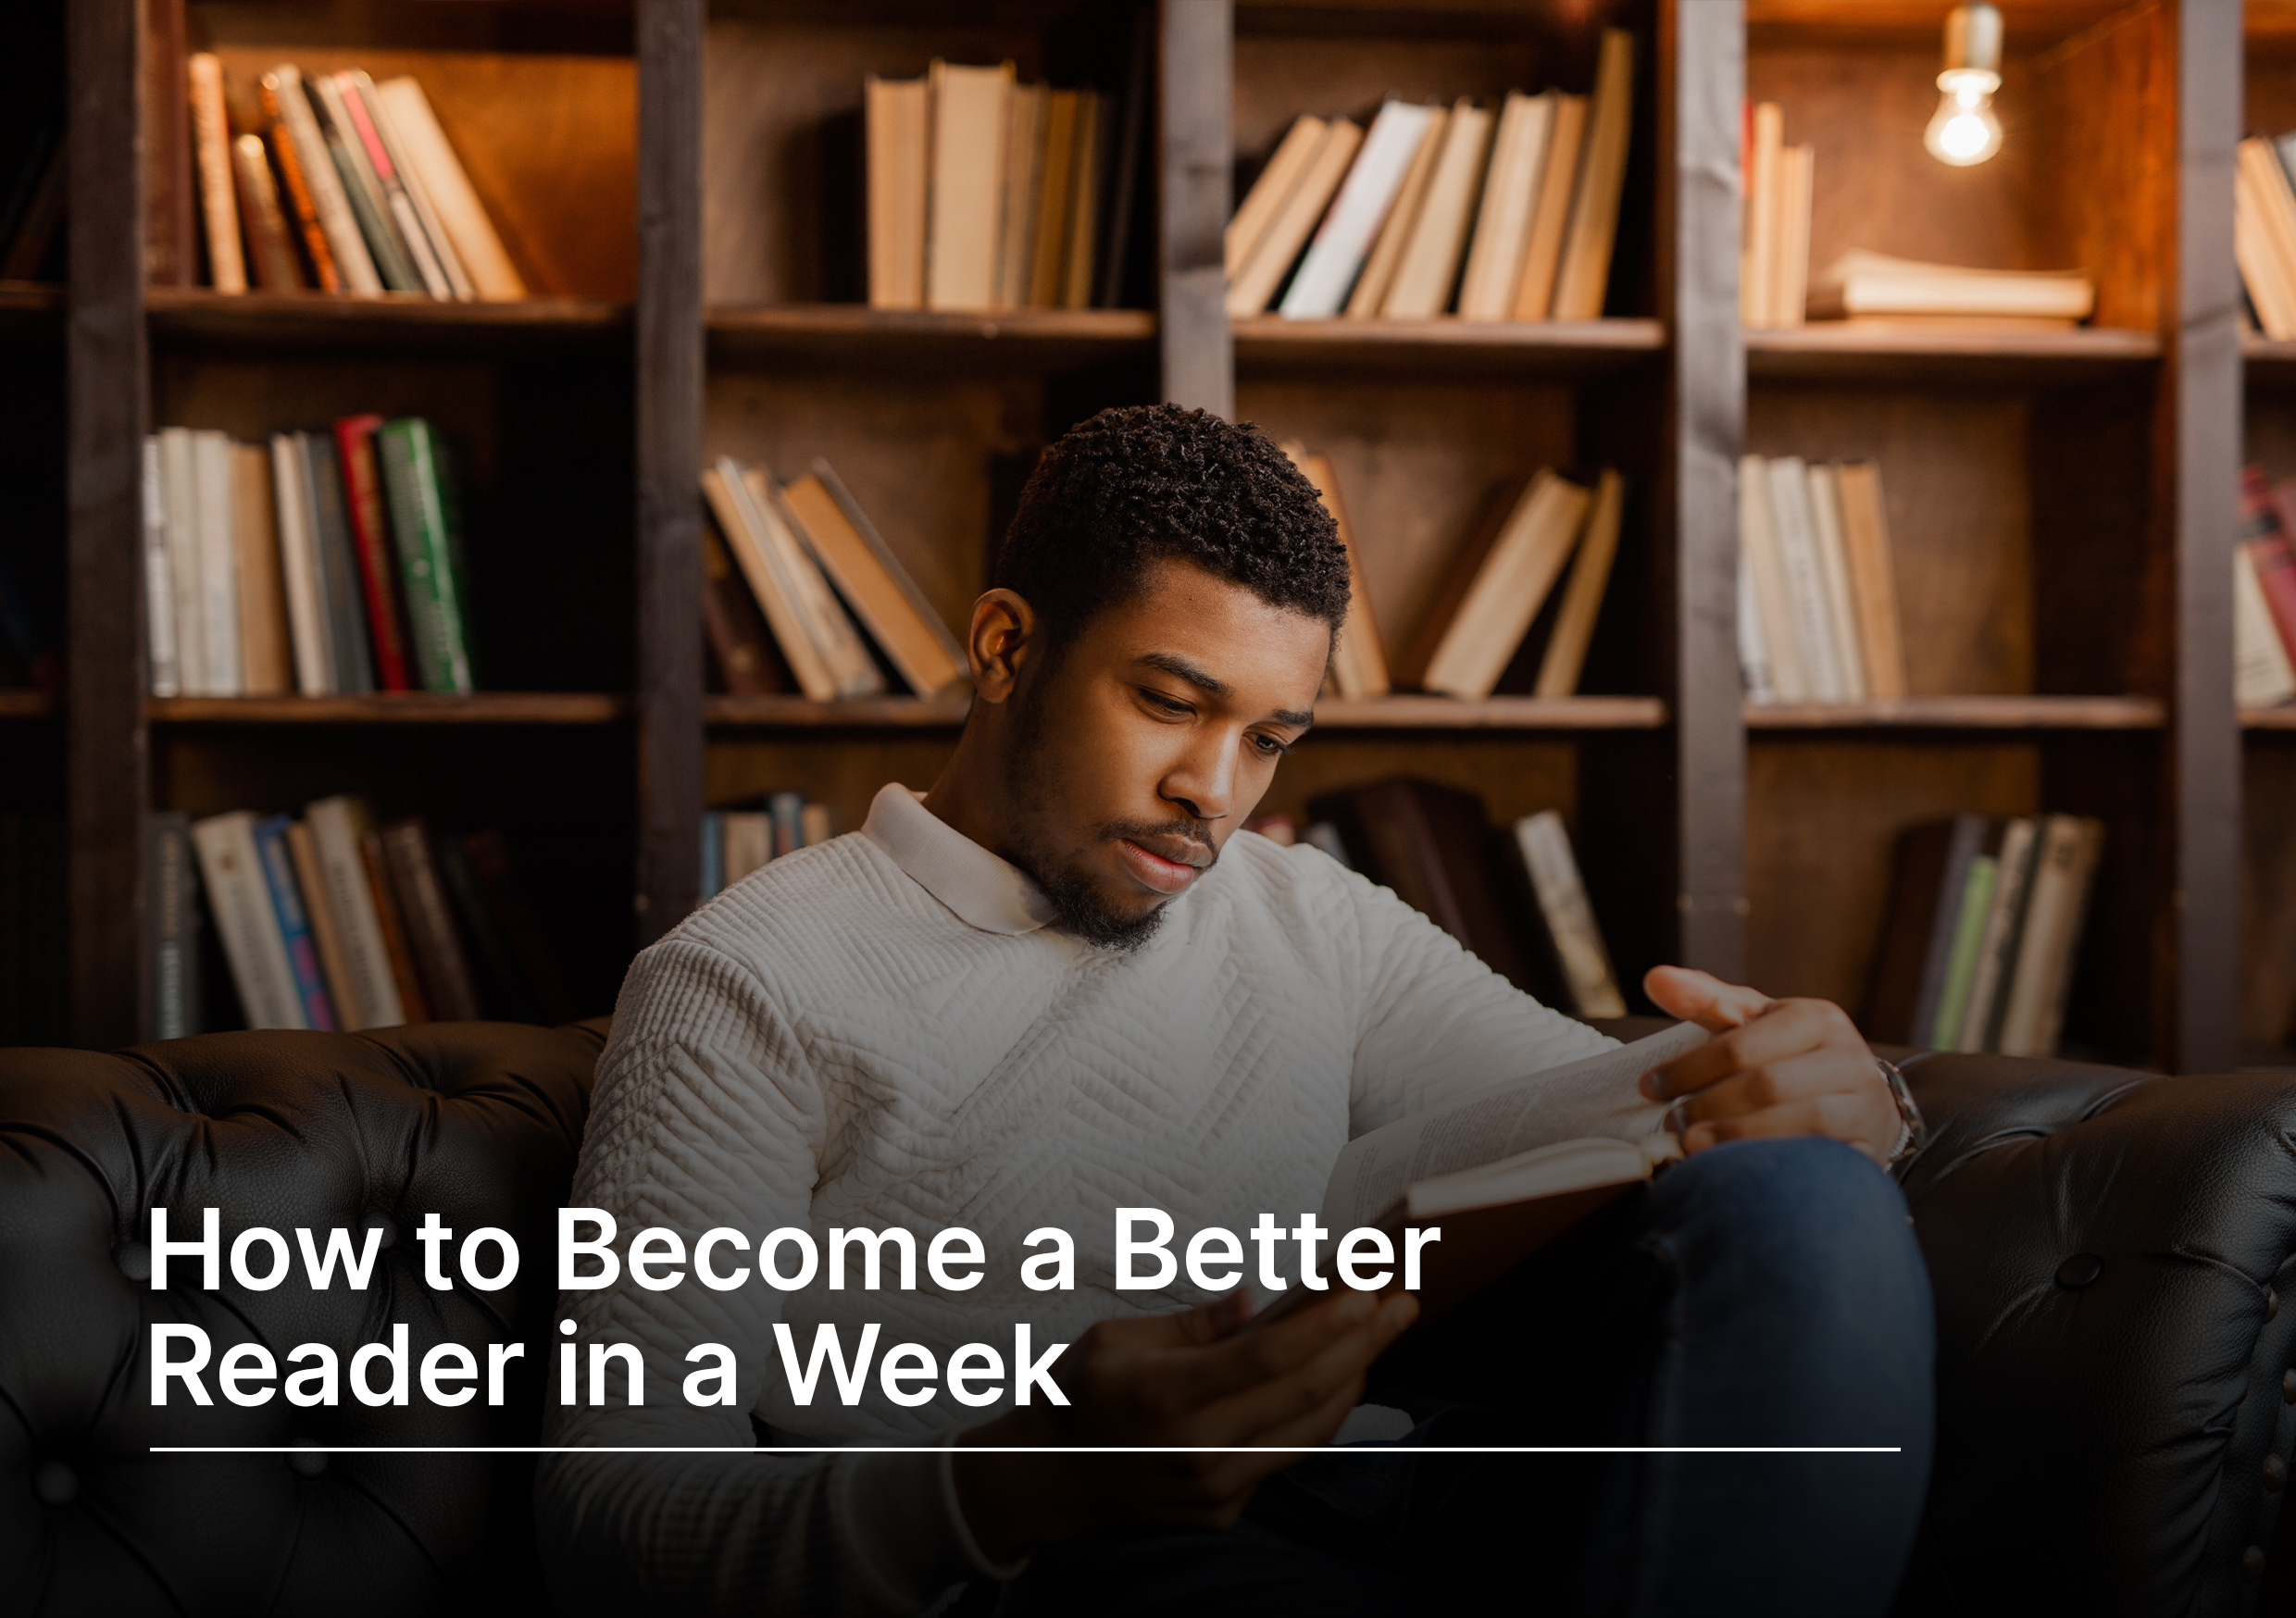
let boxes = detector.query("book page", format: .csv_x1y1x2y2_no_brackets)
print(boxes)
1318,1021,1707,1228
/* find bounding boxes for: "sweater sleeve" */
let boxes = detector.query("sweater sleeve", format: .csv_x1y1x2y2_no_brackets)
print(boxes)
1323,852,1617,1137
535,936,999,1617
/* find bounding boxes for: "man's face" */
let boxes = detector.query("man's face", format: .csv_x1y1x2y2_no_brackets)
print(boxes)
1000,560,1332,949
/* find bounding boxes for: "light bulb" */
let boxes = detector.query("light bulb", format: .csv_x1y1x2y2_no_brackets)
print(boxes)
1925,70,2003,167
1924,3,2005,168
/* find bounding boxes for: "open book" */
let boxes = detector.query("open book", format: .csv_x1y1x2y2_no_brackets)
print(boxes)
1259,1022,1708,1328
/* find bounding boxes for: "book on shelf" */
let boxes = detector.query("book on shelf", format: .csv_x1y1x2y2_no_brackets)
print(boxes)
699,456,964,703
2239,543,2296,709
867,58,1129,314
2238,137,2296,341
2240,467,2296,706
305,795,406,1029
1506,809,1628,1018
1276,443,1391,700
152,53,521,299
146,812,205,1041
699,790,838,900
1401,467,1628,701
144,416,478,698
1740,102,1814,330
701,515,790,696
380,817,475,1023
1806,249,2094,327
1737,454,1907,705
1866,813,2103,1056
1227,28,1632,324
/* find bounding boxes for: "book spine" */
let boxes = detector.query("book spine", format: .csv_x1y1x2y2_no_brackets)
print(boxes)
703,464,839,701
229,440,292,695
1958,817,2038,1052
2030,819,2106,1057
1735,544,1775,705
307,72,421,293
377,418,477,692
359,829,431,1022
145,812,202,1040
270,433,333,695
333,415,416,691
269,65,381,294
301,433,377,692
192,430,243,697
1909,815,1987,1046
1551,30,1635,321
186,53,246,292
380,820,481,1021
755,473,882,696
306,796,406,1028
161,427,206,695
191,812,306,1029
355,70,473,300
700,519,782,696
372,78,526,300
334,71,452,299
2237,544,2296,708
142,437,181,698
231,133,305,291
252,815,338,1030
256,88,342,292
1765,457,1847,703
142,0,195,287
1533,467,1625,698
1803,463,1866,702
1060,90,1102,311
434,833,524,1020
1928,852,1997,1050
1515,811,1626,1017
285,817,362,1030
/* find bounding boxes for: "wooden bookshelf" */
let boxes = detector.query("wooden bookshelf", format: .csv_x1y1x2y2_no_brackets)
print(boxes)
30,0,2277,1072
0,691,57,721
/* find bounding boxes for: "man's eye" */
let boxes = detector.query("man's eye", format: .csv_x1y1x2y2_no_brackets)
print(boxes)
1142,690,1191,716
1250,734,1292,758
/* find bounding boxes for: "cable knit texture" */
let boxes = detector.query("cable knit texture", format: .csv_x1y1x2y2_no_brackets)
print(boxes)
538,785,1611,1616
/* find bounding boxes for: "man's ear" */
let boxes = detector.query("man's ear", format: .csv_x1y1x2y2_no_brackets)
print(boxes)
967,589,1038,703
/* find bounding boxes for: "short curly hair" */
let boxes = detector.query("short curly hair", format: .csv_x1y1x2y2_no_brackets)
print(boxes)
992,404,1350,650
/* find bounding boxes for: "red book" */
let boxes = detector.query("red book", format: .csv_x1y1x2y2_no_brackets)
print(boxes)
2250,470,2296,666
334,414,416,691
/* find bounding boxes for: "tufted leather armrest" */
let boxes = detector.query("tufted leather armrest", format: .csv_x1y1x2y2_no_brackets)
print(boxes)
0,1021,605,1618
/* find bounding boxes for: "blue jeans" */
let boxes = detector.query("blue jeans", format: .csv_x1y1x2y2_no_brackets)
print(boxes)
999,1137,1935,1617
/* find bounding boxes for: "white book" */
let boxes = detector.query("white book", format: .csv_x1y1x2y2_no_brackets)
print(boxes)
159,428,206,697
354,69,474,301
306,795,406,1028
268,64,383,296
1511,809,1626,1018
192,430,243,697
1736,543,1775,704
1803,464,1867,702
142,436,180,698
191,811,308,1030
1765,456,1848,702
373,76,528,299
1278,100,1439,319
1738,454,1805,702
2239,546,2296,707
271,432,334,696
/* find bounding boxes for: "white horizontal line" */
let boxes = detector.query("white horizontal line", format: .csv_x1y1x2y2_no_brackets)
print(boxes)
150,1445,1904,1456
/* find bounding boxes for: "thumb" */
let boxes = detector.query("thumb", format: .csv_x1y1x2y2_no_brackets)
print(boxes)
1643,965,1773,1033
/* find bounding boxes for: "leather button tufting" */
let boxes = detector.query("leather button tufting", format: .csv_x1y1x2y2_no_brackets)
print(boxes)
2271,1289,2282,1324
2266,1455,2288,1491
113,1242,150,1282
2284,1368,2296,1404
2245,1546,2267,1582
32,1461,76,1506
2055,1253,2103,1289
288,1441,328,1478
363,1212,396,1250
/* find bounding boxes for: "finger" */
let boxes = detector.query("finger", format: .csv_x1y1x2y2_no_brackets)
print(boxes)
1680,1090,1895,1159
1667,1051,1860,1128
1187,1291,1416,1441
1094,1288,1258,1354
1641,965,1774,1034
1166,1288,1384,1409
1641,998,1852,1100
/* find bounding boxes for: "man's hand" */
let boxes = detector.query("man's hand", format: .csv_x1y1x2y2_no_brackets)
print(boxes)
1639,965,1901,1163
952,1285,1417,1562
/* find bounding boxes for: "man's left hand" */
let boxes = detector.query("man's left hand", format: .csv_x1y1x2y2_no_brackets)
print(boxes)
1637,965,1902,1163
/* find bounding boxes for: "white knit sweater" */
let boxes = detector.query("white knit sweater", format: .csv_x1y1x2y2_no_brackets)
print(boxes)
538,784,1611,1616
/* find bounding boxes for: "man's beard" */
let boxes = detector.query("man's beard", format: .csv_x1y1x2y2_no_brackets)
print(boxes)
1002,685,1217,952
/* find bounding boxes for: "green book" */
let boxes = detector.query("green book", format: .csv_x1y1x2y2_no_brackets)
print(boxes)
1928,853,1998,1049
376,417,475,693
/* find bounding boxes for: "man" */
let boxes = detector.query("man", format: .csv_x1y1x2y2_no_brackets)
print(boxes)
541,406,1932,1615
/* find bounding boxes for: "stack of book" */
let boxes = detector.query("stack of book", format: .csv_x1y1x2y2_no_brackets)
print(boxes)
2236,465,2296,709
1400,466,1628,700
148,41,525,298
699,790,835,900
1297,780,1628,1020
866,53,1143,313
699,456,967,701
1806,249,2093,330
1227,29,1632,322
164,796,575,1039
142,417,475,698
1736,455,1907,706
0,815,66,1046
1740,101,1814,330
1866,813,2106,1058
2236,133,2296,339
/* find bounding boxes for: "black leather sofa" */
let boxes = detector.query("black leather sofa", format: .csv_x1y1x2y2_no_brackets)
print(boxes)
5,1020,2296,1616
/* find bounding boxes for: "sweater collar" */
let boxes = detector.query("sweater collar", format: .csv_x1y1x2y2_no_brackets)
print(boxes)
862,784,1058,937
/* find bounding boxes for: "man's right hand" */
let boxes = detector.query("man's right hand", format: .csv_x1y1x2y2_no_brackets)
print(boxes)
951,1285,1418,1562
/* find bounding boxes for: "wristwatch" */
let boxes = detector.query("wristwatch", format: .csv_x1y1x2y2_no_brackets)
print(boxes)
1875,1057,1928,1164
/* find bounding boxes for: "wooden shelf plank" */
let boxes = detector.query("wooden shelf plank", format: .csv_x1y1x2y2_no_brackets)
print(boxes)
145,288,632,351
0,280,63,342
2243,333,2296,385
148,693,631,725
1233,315,1666,376
2245,705,2296,730
707,304,1156,368
0,689,57,719
1749,323,2161,382
705,693,1666,730
1748,695,2166,730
